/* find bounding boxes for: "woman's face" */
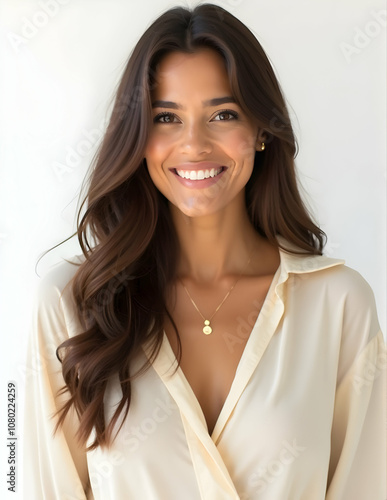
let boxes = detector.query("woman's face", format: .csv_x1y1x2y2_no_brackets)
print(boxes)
145,48,262,218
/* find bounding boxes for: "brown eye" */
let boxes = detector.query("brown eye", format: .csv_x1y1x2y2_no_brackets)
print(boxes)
212,109,239,121
153,112,179,123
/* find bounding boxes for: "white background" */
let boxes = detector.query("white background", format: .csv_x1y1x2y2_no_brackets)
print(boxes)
0,0,385,497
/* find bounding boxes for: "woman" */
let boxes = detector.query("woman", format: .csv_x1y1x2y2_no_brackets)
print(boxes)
24,4,385,499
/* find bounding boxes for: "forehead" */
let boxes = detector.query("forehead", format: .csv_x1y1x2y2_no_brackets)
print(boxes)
151,49,232,101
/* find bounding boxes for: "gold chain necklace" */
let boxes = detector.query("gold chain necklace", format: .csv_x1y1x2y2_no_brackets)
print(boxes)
180,253,253,335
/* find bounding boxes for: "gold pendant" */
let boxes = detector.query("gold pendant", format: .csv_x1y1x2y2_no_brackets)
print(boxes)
203,319,212,335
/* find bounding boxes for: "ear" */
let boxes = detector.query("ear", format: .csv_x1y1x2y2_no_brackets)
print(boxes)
255,130,267,152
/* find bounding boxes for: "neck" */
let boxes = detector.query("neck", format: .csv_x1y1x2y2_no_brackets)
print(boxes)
169,191,264,284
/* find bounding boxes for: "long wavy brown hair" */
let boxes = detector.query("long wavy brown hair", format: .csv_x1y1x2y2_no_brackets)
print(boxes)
55,3,326,450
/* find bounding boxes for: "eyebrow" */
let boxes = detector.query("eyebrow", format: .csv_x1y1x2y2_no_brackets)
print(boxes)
151,96,236,109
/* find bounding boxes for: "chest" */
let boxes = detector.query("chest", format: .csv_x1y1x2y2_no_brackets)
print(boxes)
164,274,275,435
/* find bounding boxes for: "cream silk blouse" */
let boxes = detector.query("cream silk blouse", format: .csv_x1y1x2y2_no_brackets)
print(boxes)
23,241,386,499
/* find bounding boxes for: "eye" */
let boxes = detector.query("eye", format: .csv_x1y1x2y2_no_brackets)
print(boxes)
153,112,180,124
212,109,239,121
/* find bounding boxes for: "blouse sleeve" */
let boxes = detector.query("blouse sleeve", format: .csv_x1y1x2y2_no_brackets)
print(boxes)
23,262,94,499
326,270,386,500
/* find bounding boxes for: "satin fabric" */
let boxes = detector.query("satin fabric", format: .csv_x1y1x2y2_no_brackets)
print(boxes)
23,241,386,499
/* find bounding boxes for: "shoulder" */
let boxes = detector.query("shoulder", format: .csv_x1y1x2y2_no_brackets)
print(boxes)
312,261,384,382
33,255,85,339
324,264,381,342
311,259,376,305
280,247,376,307
281,250,381,334
37,255,82,292
35,255,83,304
313,262,379,331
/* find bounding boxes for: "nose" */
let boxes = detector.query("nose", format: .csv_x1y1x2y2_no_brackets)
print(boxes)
179,121,212,156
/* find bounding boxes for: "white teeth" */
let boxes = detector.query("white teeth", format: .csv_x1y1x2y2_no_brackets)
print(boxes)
176,168,222,180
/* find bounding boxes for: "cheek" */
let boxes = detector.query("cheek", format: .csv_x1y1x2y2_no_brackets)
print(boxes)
225,129,257,159
144,138,163,163
145,138,166,174
145,129,177,155
144,133,177,177
224,131,257,178
144,139,173,198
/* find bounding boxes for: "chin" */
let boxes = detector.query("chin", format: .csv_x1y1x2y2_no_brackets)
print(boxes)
173,200,224,219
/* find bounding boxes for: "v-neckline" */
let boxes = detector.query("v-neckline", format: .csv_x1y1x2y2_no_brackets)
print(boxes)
147,265,283,444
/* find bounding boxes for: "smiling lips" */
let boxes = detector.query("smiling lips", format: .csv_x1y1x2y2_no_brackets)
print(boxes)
176,167,223,180
170,162,226,185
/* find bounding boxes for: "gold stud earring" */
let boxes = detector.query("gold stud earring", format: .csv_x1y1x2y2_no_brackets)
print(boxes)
261,142,265,151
